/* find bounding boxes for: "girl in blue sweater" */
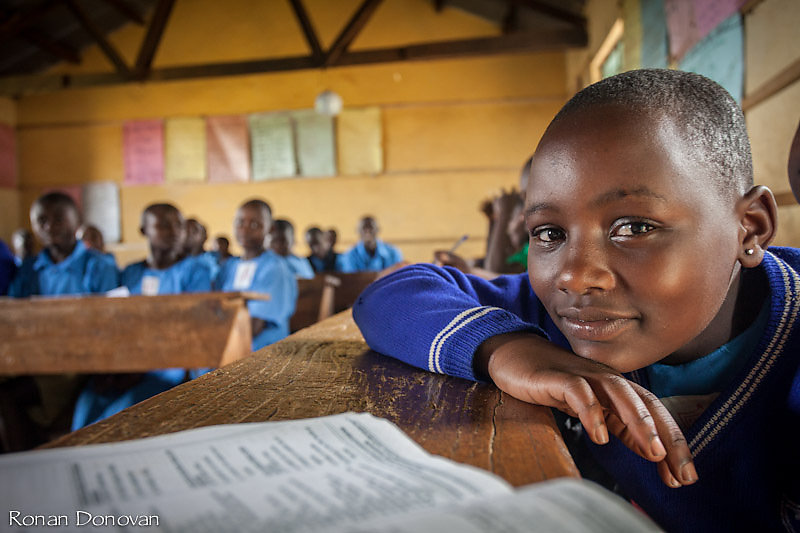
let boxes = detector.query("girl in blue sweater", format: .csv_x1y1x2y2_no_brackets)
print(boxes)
354,69,799,532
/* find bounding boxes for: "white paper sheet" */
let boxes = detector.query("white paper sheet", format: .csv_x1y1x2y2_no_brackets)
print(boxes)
0,413,510,532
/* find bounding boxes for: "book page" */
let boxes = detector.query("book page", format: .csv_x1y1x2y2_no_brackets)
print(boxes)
0,413,511,532
346,478,662,533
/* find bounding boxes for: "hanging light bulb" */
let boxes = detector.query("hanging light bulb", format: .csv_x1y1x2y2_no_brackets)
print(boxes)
314,90,343,116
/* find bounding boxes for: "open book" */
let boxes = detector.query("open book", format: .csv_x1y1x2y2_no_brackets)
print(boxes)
0,413,661,532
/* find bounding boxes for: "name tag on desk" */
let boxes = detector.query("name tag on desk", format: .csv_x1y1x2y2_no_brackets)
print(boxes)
233,261,257,290
141,275,160,296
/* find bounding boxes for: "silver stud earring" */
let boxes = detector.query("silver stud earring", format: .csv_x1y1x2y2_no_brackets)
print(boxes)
745,248,755,256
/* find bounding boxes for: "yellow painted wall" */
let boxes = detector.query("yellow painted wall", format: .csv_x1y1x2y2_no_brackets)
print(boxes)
0,96,17,243
16,0,569,265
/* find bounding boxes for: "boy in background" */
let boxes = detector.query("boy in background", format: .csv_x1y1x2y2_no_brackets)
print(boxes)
120,204,211,295
216,199,297,350
268,218,314,279
8,192,118,297
72,203,212,429
354,69,798,531
77,224,117,268
341,216,403,272
305,226,346,273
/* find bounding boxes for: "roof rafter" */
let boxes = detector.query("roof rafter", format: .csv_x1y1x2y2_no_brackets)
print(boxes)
22,28,81,64
134,0,175,77
63,0,131,76
288,0,323,63
324,0,383,67
510,0,586,29
102,0,145,25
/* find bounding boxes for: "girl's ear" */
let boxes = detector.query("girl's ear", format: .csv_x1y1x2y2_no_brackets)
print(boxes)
737,185,778,268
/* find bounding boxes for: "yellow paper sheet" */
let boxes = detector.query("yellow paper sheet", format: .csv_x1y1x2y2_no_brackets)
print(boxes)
165,117,207,183
337,107,382,175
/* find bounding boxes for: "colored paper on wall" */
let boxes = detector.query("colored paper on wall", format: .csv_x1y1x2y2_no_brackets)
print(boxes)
82,182,121,244
665,0,745,61
641,0,668,68
249,113,296,180
293,110,336,177
679,14,743,102
0,123,16,188
207,115,250,183
123,120,164,186
165,117,207,183
694,0,746,39
337,107,382,175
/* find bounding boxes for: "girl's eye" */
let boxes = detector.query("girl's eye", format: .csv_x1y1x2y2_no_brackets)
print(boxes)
532,227,565,243
613,221,655,237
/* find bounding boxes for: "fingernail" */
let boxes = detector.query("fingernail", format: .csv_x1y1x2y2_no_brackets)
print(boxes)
595,425,609,445
667,474,681,488
681,462,698,484
650,436,666,457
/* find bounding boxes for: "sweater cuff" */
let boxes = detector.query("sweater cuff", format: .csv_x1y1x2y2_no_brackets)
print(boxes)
430,306,544,381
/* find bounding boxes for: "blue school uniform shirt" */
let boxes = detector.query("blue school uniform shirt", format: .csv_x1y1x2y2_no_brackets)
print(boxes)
353,248,800,532
8,241,118,297
341,241,403,272
284,254,315,279
120,256,212,294
308,252,347,273
0,239,17,296
72,256,213,431
215,250,297,350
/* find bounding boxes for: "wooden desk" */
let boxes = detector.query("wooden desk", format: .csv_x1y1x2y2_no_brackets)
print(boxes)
44,310,579,487
0,292,256,375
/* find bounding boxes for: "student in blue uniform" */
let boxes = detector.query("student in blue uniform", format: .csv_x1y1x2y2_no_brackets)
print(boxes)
11,228,34,267
72,203,212,430
6,192,119,439
8,192,118,297
305,226,346,273
0,239,16,295
120,205,212,294
341,216,403,272
77,224,117,269
216,199,297,350
184,217,220,280
354,69,800,532
268,218,314,279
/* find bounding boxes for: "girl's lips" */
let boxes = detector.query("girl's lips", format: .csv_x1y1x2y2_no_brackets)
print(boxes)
557,308,638,342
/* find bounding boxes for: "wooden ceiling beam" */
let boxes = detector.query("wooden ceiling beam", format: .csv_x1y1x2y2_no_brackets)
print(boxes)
324,0,383,67
288,0,323,63
134,0,175,76
102,0,145,25
0,0,60,44
22,28,81,64
63,0,131,76
0,27,587,96
510,0,586,29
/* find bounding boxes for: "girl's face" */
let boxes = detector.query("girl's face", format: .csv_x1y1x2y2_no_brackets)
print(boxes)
526,108,744,372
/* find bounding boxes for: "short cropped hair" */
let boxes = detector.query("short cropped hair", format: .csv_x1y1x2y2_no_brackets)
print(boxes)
550,69,753,199
273,218,294,234
241,198,272,220
141,203,181,228
32,192,80,217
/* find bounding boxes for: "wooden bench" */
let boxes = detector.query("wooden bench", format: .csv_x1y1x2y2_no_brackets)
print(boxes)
290,271,379,332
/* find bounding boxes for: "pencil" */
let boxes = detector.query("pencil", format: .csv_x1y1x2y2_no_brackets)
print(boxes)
449,234,468,253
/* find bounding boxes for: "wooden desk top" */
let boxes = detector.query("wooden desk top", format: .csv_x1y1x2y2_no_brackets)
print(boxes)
44,311,579,487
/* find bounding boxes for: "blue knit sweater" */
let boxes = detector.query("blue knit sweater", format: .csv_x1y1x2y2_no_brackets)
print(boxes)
353,247,800,532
